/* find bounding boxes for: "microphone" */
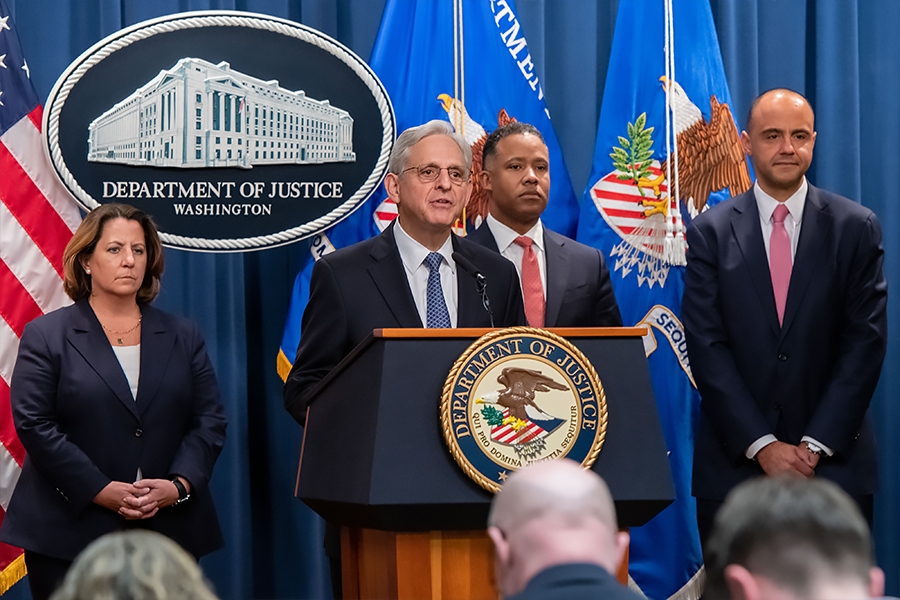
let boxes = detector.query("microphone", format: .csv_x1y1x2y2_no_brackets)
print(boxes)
452,251,494,328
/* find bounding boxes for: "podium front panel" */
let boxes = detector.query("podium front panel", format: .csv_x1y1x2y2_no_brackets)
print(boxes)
297,332,674,530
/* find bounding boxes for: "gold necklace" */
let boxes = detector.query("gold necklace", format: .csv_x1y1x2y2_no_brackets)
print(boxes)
100,315,142,345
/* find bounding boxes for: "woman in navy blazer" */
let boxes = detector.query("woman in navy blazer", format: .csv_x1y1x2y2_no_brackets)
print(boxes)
1,204,227,600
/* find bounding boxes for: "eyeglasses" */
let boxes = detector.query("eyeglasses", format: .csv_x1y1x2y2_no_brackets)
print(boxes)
400,164,470,185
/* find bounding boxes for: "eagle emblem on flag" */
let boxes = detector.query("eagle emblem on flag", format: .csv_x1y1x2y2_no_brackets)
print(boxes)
587,77,751,288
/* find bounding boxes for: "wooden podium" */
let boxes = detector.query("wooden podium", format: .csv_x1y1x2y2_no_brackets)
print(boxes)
339,528,630,599
296,327,673,599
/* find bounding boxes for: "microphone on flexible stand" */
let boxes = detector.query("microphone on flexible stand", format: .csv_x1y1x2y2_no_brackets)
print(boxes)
452,251,495,328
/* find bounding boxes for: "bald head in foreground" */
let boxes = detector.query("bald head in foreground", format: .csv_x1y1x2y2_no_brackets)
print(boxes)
704,476,886,600
487,459,642,600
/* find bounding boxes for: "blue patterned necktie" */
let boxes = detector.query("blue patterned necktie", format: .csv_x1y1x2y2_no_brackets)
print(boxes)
424,252,451,328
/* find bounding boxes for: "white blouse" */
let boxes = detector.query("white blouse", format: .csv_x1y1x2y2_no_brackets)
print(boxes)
112,344,141,400
112,344,142,481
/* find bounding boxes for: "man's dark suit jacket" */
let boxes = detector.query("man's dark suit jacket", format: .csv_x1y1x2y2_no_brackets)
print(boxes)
284,223,526,424
506,563,644,600
1,299,227,561
683,185,887,501
466,223,622,327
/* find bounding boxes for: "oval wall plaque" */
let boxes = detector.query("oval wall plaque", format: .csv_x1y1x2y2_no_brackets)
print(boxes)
45,11,395,251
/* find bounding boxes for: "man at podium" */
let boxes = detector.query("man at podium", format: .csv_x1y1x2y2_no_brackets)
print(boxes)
284,120,526,425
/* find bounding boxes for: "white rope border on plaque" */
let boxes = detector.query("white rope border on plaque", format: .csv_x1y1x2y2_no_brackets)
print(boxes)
44,11,395,252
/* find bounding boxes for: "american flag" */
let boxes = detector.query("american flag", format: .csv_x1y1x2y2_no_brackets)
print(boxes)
0,0,81,591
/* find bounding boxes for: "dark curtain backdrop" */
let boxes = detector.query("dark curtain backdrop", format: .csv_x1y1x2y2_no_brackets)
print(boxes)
4,1,898,598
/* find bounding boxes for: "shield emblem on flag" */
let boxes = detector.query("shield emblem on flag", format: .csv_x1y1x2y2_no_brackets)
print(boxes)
487,407,564,445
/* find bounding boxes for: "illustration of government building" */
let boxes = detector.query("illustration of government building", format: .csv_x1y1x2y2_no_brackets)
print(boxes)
87,58,355,169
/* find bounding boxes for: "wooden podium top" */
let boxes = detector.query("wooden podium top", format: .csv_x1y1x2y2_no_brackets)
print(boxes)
374,326,648,339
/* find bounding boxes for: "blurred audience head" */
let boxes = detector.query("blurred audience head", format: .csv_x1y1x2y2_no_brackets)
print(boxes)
704,476,884,600
50,530,219,600
487,459,629,598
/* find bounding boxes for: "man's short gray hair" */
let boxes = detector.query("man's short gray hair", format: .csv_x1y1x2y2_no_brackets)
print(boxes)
389,120,472,174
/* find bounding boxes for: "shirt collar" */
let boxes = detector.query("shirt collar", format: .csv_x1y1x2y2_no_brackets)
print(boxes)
754,177,808,224
394,220,455,274
485,213,544,252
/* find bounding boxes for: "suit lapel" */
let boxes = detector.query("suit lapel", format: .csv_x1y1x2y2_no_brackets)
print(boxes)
780,186,832,339
543,230,568,328
468,223,501,252
135,305,176,415
368,225,423,328
730,193,781,337
453,236,487,327
66,299,140,419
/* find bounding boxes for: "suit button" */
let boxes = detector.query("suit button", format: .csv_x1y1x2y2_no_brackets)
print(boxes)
773,403,781,410
135,429,143,438
777,353,788,361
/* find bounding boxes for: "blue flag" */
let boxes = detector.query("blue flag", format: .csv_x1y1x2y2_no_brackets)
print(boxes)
276,201,379,380
278,0,578,378
576,1,752,598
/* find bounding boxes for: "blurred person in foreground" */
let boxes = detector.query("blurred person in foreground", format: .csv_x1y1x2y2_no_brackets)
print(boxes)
487,459,641,600
50,530,219,600
704,476,887,600
0,204,227,600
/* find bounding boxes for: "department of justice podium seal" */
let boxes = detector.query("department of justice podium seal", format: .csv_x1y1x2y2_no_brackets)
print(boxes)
441,327,607,493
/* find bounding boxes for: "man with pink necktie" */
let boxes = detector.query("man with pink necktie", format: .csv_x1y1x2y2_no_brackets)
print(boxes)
683,89,887,548
467,122,622,329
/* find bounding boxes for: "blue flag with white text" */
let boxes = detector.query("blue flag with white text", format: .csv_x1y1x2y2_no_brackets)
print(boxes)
278,0,578,378
576,1,752,598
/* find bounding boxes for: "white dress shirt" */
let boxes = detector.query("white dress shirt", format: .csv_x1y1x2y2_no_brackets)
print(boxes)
756,178,806,262
485,213,547,297
746,178,833,459
394,221,458,327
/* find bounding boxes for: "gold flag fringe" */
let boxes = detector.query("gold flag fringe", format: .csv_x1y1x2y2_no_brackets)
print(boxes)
276,348,293,383
0,554,27,596
628,565,705,600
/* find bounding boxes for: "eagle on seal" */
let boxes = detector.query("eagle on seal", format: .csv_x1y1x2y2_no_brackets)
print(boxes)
492,367,569,422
